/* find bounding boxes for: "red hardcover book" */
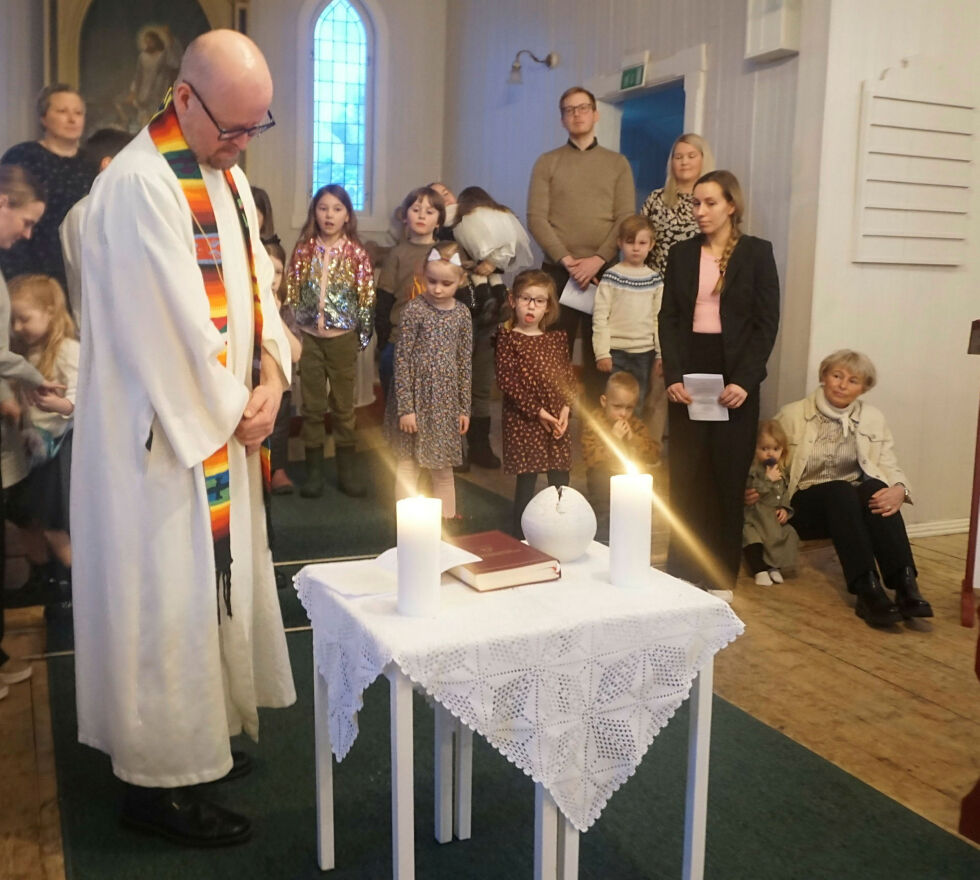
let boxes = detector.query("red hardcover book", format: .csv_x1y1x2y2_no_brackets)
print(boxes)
446,530,561,591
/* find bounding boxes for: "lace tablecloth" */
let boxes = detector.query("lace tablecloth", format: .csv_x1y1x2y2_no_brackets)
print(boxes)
296,542,743,832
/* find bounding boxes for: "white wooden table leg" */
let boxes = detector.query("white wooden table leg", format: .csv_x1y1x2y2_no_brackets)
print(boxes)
453,719,473,840
313,661,335,871
682,659,714,880
557,813,579,879
533,782,558,880
388,668,415,880
433,704,454,843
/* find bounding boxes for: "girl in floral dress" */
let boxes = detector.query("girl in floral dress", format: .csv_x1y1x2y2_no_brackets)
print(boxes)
494,269,576,537
385,241,472,525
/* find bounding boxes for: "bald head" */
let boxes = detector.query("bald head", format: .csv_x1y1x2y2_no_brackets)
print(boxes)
173,29,274,169
179,30,272,101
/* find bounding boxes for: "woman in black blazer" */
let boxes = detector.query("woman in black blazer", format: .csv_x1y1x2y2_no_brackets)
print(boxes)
658,170,780,596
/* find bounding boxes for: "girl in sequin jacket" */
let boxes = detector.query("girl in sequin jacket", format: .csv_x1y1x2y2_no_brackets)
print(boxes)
286,184,375,498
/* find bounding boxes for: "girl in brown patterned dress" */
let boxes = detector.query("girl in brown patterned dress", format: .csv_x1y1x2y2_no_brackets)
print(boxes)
494,270,576,537
385,241,472,522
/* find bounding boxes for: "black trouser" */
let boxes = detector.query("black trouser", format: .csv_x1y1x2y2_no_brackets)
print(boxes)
587,464,613,542
743,543,768,575
665,334,758,591
541,262,604,407
269,390,292,472
512,470,569,538
789,479,916,590
0,419,7,667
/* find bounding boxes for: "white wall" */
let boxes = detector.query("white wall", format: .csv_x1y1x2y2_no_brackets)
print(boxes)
804,0,980,529
443,0,800,417
248,0,447,247
0,0,45,149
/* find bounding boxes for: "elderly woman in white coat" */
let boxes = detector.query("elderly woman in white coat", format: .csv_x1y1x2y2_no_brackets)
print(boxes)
768,350,932,627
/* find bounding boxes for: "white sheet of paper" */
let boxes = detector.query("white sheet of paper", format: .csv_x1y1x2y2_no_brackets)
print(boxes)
683,373,729,421
558,278,597,315
373,541,483,576
307,561,398,599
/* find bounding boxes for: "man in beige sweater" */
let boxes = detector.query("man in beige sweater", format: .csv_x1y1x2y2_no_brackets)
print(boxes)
526,86,635,404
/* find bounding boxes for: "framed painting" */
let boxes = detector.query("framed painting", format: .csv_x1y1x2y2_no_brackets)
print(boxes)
45,0,242,134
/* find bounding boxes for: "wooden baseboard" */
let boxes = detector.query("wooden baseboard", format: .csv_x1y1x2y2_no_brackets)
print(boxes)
906,518,970,538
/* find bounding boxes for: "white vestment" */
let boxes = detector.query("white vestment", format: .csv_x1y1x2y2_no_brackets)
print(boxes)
71,128,296,787
59,195,87,324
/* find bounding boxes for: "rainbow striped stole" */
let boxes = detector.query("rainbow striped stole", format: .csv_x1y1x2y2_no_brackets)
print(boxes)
148,100,270,618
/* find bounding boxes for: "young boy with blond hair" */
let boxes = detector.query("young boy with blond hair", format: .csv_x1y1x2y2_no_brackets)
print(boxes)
582,371,660,541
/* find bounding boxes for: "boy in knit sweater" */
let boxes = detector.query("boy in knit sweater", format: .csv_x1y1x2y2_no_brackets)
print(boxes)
592,214,663,414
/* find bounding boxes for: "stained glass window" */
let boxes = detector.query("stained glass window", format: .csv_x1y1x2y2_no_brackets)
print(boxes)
313,0,369,209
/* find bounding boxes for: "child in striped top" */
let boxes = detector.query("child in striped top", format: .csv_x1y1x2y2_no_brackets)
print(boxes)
592,214,663,415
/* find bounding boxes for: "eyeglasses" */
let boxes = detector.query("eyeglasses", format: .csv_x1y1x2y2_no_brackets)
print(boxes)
184,81,276,141
517,295,549,307
560,102,595,117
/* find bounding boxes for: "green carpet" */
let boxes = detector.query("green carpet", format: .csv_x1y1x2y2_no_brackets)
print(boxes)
48,631,980,879
271,450,513,562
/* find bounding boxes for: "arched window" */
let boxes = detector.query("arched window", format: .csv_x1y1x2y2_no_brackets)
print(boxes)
312,0,371,210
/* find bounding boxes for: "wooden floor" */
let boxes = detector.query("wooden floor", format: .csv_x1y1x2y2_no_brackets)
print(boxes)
2,440,979,877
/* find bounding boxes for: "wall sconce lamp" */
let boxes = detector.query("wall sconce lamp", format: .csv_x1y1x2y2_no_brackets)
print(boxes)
508,49,560,85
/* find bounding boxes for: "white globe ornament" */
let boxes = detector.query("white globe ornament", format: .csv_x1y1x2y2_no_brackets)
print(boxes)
521,485,596,562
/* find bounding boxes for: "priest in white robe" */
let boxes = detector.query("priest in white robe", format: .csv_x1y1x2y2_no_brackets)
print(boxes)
71,30,295,847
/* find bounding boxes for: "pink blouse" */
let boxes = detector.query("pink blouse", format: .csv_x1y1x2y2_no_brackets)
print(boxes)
692,249,722,334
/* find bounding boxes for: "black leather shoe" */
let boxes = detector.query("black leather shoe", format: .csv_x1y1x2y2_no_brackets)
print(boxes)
889,566,934,619
121,785,251,847
852,571,902,627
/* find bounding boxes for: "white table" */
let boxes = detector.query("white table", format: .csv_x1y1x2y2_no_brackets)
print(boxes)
297,542,743,879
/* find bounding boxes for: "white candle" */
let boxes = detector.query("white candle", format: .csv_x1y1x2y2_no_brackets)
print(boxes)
609,469,653,587
396,496,443,616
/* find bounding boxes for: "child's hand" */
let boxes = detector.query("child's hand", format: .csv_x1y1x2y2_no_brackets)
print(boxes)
474,260,495,276
399,413,418,434
0,398,21,424
765,464,783,481
32,389,74,416
538,408,559,433
458,414,469,434
596,357,612,373
553,405,570,438
612,417,631,440
776,508,789,525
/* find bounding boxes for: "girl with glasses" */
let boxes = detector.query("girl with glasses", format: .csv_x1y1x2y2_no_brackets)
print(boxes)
494,270,575,537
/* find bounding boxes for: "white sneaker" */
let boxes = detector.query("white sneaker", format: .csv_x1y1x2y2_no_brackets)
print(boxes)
754,571,773,586
769,568,784,584
708,589,734,603
0,683,8,701
0,658,33,685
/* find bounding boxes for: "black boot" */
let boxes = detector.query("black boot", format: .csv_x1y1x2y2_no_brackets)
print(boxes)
121,784,251,847
888,566,933,619
852,571,902,627
335,444,366,497
467,415,501,469
300,446,325,498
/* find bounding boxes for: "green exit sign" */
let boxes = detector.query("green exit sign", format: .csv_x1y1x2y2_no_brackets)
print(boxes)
620,64,644,90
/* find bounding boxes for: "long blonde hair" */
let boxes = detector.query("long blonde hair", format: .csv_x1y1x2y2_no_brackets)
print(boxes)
663,133,714,209
8,274,76,379
695,170,744,295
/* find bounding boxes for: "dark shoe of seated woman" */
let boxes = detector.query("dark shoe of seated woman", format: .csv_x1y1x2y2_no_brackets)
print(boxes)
887,566,933,619
852,571,902,627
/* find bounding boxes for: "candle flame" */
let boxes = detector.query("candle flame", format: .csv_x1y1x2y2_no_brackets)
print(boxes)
625,460,638,475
